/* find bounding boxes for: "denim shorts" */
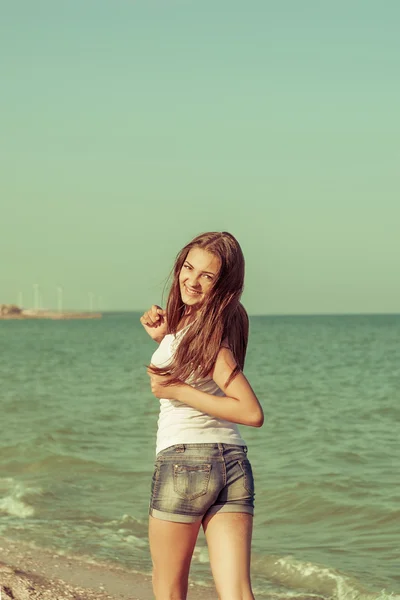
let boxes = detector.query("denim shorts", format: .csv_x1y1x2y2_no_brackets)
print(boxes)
149,443,255,523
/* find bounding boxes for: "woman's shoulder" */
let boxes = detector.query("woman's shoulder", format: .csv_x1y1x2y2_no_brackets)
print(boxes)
221,337,231,350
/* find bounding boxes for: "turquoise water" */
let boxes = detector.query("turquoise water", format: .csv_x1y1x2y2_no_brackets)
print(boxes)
0,314,399,599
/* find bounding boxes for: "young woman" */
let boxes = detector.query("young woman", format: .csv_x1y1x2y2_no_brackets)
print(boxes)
140,231,264,600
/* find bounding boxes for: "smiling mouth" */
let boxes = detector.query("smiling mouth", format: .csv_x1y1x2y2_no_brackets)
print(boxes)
184,285,202,297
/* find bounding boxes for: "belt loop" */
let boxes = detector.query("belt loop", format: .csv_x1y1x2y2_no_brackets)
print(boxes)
175,444,185,453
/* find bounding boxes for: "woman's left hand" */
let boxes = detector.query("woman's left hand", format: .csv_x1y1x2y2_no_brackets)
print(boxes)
147,368,181,400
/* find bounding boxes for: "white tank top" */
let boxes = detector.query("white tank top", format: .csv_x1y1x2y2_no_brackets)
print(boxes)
151,328,246,455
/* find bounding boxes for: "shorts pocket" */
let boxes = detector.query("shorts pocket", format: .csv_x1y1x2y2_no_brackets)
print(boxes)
238,459,255,496
173,463,212,500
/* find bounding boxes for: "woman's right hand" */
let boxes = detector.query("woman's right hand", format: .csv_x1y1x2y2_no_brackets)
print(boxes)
140,305,167,342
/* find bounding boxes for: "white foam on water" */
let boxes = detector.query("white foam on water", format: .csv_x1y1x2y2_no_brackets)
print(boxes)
193,545,210,564
123,534,147,548
0,477,37,518
0,477,38,519
104,513,147,528
262,555,399,600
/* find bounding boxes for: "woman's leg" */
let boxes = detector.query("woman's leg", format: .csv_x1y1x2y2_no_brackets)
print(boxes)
203,511,255,600
149,515,202,600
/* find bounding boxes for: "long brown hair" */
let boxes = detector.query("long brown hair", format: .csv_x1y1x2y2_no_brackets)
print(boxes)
150,231,249,387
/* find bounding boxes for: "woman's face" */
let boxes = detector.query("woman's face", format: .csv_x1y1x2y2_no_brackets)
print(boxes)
179,247,221,312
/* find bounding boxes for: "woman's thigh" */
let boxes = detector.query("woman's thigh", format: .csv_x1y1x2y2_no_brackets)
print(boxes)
203,512,254,600
149,516,201,597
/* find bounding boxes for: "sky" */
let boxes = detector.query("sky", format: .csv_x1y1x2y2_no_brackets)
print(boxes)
1,0,399,315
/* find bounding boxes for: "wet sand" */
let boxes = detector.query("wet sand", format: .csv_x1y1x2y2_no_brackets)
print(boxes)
0,537,216,600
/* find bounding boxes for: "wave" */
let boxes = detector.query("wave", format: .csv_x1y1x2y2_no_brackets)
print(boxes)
254,555,400,600
0,477,38,518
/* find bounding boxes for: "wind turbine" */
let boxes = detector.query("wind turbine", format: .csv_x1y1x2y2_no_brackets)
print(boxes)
57,286,63,313
88,291,94,312
33,284,39,311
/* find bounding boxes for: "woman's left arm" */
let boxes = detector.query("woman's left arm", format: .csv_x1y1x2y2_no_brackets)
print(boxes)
149,347,264,427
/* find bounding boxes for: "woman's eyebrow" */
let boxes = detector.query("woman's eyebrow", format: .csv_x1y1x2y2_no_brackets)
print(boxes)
185,260,217,276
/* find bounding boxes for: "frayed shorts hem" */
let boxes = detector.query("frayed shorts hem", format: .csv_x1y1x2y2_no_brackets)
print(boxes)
149,504,254,524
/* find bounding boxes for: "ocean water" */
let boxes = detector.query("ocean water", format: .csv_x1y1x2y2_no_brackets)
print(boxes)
0,313,399,599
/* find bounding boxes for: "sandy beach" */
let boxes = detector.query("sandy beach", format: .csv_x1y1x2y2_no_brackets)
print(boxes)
0,537,216,600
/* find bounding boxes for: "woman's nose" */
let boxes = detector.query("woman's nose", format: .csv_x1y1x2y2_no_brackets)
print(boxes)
187,275,201,288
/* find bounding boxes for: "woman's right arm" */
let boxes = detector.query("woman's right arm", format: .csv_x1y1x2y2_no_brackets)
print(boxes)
140,305,167,343
149,347,264,427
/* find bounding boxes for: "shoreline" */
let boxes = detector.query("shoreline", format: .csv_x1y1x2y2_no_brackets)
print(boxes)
0,536,216,600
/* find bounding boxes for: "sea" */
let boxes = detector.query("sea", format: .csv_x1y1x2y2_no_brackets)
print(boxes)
0,313,399,599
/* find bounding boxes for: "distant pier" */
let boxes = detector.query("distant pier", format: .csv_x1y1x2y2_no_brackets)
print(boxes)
0,304,102,320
